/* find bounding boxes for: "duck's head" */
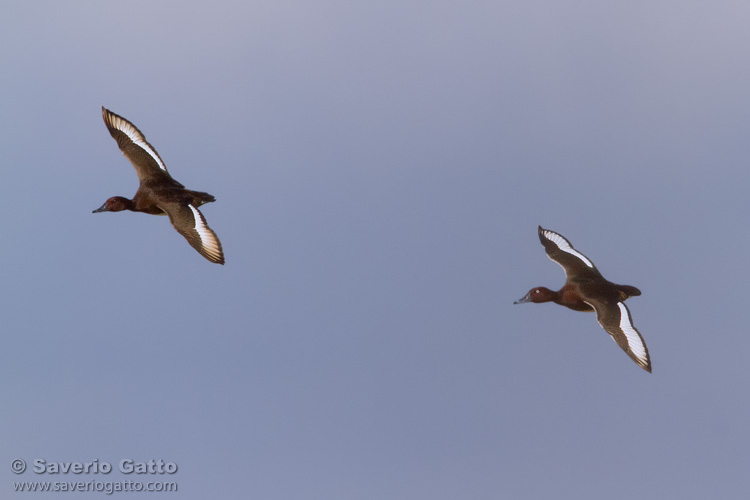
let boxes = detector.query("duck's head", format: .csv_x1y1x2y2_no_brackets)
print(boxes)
514,287,557,304
92,196,131,213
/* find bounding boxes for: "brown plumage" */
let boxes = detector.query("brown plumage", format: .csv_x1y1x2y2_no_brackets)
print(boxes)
94,107,224,264
515,226,650,372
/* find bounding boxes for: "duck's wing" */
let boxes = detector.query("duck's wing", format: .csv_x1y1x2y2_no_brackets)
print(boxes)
102,107,175,182
538,226,602,280
584,298,651,372
159,202,224,264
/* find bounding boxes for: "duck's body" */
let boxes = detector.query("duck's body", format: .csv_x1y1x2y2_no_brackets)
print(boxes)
515,226,651,372
107,181,215,216
94,107,224,264
532,280,641,313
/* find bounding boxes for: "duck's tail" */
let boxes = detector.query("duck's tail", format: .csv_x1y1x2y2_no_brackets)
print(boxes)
618,285,641,301
189,190,216,207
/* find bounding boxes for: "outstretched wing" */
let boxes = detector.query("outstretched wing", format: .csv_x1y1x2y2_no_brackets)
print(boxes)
160,202,224,264
102,107,174,182
585,298,651,372
538,226,602,280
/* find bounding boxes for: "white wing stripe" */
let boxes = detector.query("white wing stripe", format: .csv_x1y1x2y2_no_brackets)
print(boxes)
541,229,594,268
110,115,168,172
188,205,221,257
617,302,648,364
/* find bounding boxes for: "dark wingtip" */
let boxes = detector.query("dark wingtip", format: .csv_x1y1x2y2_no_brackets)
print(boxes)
102,106,111,125
537,225,548,244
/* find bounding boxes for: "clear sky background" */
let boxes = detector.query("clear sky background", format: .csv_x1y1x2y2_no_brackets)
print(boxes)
2,1,749,498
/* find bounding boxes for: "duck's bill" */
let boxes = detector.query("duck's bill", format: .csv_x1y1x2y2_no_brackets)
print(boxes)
514,292,532,304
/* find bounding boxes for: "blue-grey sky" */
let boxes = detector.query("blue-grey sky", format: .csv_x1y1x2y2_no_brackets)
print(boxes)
2,1,749,498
